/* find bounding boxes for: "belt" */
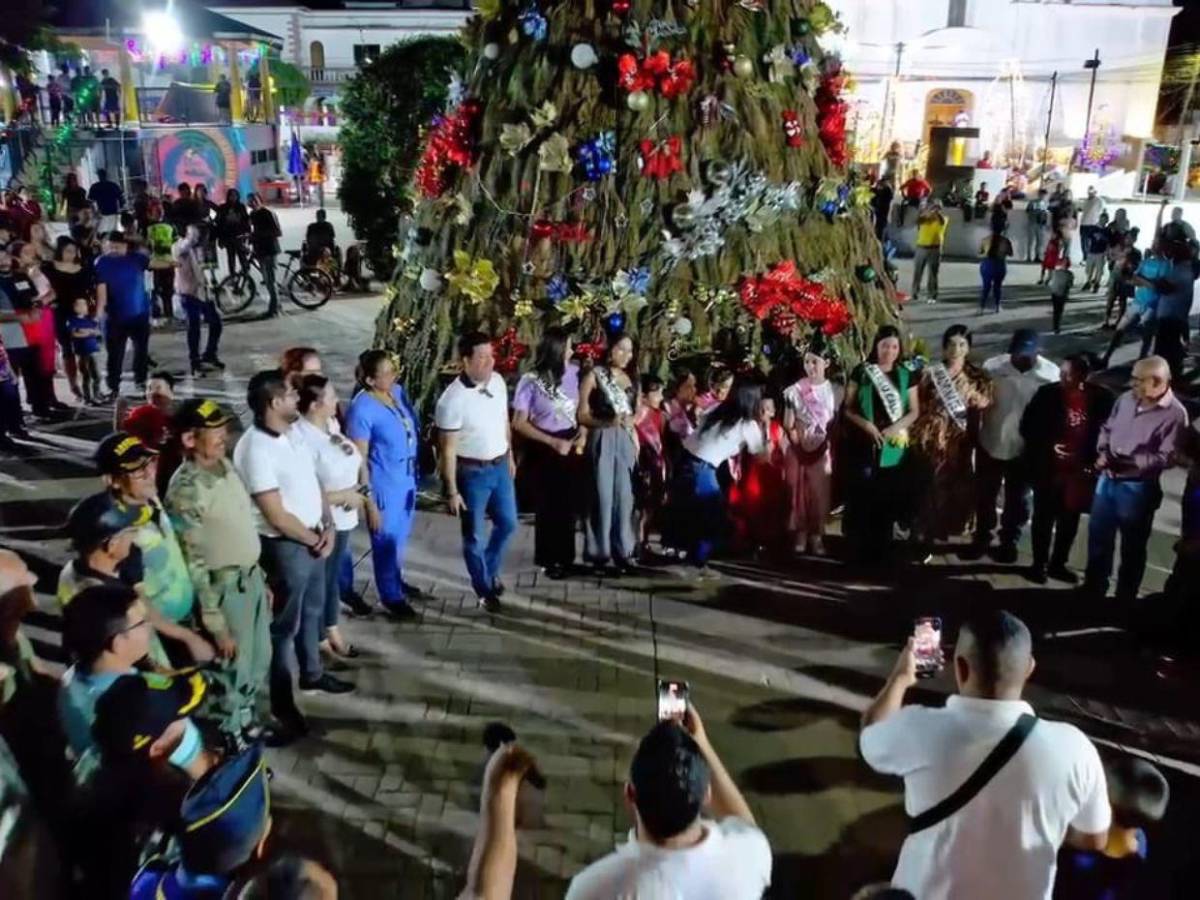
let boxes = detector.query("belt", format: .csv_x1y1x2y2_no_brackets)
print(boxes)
211,563,260,578
917,245,942,249
457,454,508,468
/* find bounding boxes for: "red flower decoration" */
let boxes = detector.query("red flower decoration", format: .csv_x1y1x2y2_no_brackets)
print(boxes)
530,220,592,243
618,51,695,99
493,327,529,375
738,261,852,336
639,136,683,180
414,100,482,198
574,340,607,361
782,110,804,148
612,0,631,15
815,73,849,169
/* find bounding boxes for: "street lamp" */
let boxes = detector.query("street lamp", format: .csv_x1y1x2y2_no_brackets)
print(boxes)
1082,49,1101,144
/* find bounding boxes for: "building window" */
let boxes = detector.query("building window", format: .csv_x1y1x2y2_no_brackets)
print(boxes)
947,0,967,27
309,41,325,69
353,44,381,66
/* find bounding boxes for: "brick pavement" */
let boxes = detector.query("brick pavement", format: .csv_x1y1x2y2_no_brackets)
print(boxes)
2,266,1199,897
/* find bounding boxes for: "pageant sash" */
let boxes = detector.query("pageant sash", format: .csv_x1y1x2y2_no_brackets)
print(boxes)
596,366,633,417
929,363,968,430
864,364,904,425
796,380,834,433
523,373,577,428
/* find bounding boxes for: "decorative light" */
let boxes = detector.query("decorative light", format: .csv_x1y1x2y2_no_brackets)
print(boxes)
143,10,185,56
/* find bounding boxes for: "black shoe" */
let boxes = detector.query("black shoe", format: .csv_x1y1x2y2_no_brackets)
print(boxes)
50,400,72,413
201,356,226,370
1027,565,1047,585
190,360,210,377
990,544,1019,564
381,601,417,621
265,711,309,746
340,591,374,617
0,436,19,453
7,426,31,441
490,580,506,598
478,593,502,613
400,578,427,599
958,541,989,561
543,564,568,580
299,673,356,695
1047,565,1079,585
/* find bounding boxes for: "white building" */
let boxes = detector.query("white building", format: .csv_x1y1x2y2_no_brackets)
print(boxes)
824,0,1180,171
207,1,470,116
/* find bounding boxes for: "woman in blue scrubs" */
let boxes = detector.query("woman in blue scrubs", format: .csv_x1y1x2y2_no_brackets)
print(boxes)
345,350,422,619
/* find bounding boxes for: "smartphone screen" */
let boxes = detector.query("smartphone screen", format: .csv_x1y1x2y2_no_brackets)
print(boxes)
913,617,943,678
657,679,689,722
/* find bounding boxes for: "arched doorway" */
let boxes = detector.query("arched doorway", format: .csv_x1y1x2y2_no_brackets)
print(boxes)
924,88,973,143
309,40,326,80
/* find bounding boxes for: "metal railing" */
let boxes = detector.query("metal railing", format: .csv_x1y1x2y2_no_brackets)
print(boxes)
307,67,361,85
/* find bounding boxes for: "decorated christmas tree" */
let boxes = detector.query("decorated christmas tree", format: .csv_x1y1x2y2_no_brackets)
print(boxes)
377,0,898,407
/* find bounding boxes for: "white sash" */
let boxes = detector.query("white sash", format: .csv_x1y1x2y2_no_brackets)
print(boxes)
864,364,904,424
929,363,968,430
520,372,577,429
596,367,633,417
793,380,833,432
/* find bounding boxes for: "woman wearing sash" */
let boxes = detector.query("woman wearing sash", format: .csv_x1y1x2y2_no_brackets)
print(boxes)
783,335,840,556
912,325,994,549
577,333,639,574
512,327,585,580
842,326,920,563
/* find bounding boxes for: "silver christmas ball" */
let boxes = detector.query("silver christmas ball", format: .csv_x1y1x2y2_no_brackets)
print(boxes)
627,90,650,112
483,43,501,61
672,316,694,337
419,268,443,292
733,56,755,78
570,43,597,69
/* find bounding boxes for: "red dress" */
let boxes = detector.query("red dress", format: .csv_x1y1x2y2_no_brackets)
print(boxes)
728,421,789,552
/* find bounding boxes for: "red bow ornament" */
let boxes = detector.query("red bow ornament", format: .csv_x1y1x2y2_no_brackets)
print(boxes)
492,327,529,375
618,51,695,99
530,220,592,243
739,261,853,336
639,136,683,180
782,110,804,148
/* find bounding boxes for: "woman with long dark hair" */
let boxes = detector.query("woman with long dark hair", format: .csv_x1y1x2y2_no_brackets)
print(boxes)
512,326,585,579
344,349,422,619
577,332,638,573
45,236,93,400
671,379,768,577
842,326,920,563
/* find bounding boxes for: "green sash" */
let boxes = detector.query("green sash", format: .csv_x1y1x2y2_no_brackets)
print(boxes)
858,364,910,468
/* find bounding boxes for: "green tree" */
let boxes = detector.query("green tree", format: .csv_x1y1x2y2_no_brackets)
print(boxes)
250,51,311,109
338,35,467,277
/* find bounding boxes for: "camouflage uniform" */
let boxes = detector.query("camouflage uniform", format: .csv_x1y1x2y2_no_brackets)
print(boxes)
166,457,270,736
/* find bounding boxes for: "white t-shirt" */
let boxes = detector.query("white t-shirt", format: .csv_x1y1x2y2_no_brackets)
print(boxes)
979,354,1060,460
434,372,510,460
232,424,325,536
683,419,766,467
565,818,772,900
293,416,363,531
860,696,1111,900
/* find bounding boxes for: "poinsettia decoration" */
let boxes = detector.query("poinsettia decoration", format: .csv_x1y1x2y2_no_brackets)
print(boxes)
493,328,529,374
782,110,803,147
530,220,592,243
815,70,849,168
618,51,696,100
738,261,852,335
415,100,482,198
639,136,684,180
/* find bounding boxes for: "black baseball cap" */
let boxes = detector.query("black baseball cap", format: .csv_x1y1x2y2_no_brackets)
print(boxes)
65,490,151,553
92,669,208,760
96,432,159,475
174,398,234,431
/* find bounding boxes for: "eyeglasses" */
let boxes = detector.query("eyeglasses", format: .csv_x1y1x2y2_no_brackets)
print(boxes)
114,618,149,637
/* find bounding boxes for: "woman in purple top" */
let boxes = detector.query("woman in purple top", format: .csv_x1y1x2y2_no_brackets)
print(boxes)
512,326,585,579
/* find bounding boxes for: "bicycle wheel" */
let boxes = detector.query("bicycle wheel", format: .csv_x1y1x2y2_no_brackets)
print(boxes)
215,270,257,315
287,267,333,310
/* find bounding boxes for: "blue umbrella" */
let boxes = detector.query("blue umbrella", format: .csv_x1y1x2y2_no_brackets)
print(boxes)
287,130,304,177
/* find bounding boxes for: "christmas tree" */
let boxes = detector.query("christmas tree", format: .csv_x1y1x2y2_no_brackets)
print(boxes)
377,0,898,407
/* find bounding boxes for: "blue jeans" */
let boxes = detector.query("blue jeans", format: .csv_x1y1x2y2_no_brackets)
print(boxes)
180,294,222,363
324,529,351,628
1085,475,1162,601
259,537,326,716
979,258,1007,311
458,459,518,598
671,454,724,567
338,540,355,598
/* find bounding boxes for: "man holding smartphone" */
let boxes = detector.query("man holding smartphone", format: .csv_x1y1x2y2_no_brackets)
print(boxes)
566,704,771,899
234,370,353,747
859,610,1110,900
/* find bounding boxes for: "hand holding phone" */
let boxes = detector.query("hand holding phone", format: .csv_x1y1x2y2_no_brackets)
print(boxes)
912,617,944,678
657,679,689,722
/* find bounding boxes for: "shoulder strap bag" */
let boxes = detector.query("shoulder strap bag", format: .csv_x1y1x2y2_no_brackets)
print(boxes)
908,713,1038,834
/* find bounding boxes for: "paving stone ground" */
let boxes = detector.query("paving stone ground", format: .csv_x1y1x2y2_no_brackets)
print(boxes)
2,247,1198,898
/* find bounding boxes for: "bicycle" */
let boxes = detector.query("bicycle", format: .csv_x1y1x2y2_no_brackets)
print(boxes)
214,248,333,316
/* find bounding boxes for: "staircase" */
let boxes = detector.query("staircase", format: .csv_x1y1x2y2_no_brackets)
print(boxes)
11,124,93,219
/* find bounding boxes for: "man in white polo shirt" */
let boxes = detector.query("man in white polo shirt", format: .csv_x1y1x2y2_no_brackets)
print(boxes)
860,610,1110,900
436,331,517,612
566,705,772,899
233,369,353,746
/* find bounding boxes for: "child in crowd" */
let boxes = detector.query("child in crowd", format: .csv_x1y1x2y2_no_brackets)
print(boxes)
728,394,790,556
1055,756,1169,899
665,367,699,443
1048,258,1075,334
1038,232,1062,285
1082,212,1110,292
67,296,102,404
634,374,669,559
783,340,838,556
696,366,734,414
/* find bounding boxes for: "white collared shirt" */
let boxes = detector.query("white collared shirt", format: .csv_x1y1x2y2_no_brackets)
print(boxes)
434,372,510,460
860,695,1110,900
565,817,771,900
232,424,325,535
979,354,1060,460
